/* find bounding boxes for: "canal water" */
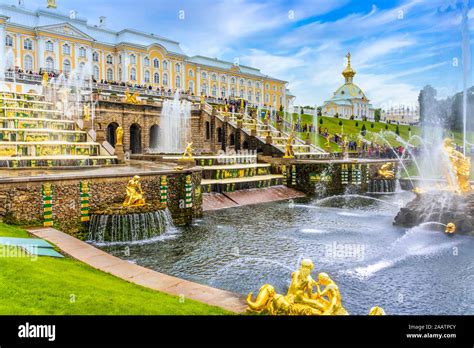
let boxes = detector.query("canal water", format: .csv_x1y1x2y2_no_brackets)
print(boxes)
100,191,474,315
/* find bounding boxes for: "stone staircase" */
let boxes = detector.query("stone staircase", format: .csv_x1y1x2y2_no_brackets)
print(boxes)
214,106,329,160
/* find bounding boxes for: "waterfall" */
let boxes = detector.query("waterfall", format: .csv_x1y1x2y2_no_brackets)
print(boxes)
87,209,174,243
155,91,191,153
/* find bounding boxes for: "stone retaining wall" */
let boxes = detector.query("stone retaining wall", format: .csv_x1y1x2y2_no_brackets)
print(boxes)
0,171,202,238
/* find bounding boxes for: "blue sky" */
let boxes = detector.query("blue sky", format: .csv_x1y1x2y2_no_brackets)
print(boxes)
5,0,473,109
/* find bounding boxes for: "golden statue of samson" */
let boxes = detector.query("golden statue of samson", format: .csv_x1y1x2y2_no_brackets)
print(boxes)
443,138,471,193
247,258,383,316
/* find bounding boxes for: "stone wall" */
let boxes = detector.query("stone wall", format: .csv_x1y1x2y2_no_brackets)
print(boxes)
0,170,202,238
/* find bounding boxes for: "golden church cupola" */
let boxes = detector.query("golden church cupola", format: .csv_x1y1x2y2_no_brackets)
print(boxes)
342,52,356,84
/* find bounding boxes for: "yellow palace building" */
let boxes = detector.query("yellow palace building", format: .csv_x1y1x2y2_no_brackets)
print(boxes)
0,0,292,109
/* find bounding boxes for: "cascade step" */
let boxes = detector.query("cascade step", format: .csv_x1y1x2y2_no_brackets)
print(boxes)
202,174,283,185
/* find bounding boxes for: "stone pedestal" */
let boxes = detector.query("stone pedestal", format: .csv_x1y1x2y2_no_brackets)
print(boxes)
266,135,272,144
305,132,312,145
115,144,125,163
177,158,195,168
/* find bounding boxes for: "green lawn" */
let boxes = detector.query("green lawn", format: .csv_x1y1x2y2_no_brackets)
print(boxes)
0,223,230,315
274,113,474,152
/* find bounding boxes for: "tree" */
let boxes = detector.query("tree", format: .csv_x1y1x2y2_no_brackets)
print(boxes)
334,112,339,118
355,121,359,127
317,106,322,117
371,123,374,128
279,105,283,112
374,108,381,122
395,125,400,135
418,85,437,125
385,124,388,130
350,115,354,120
361,123,367,136
338,120,343,126
319,118,323,125
300,108,304,115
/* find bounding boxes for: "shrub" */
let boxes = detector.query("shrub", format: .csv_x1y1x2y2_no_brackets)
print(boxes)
319,118,323,125
338,120,343,126
355,122,359,127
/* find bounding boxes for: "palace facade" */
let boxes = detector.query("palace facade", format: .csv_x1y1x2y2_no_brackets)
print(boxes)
0,1,291,109
322,53,375,120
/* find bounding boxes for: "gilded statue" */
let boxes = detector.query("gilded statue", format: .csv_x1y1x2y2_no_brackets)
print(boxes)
83,104,90,121
42,72,49,87
125,89,140,104
247,259,352,315
47,0,57,9
115,126,123,146
283,132,295,159
123,175,146,207
181,142,194,160
378,163,395,179
445,222,456,234
442,138,471,193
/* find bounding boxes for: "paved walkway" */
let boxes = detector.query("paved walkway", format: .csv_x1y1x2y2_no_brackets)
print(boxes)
27,227,247,313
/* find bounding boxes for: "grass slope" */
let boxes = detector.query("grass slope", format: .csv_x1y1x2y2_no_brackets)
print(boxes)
0,224,230,315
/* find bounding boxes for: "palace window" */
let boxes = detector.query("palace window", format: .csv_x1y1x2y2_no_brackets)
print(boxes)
280,87,283,92
212,85,217,97
272,85,276,91
5,35,13,47
119,55,122,64
130,68,136,81
188,69,194,77
23,38,33,50
163,73,168,86
248,91,252,101
63,59,71,74
256,82,260,89
93,66,100,79
273,94,276,103
231,77,235,84
240,79,244,85
256,92,260,103
154,59,160,68
145,71,150,83
175,63,180,73
201,72,207,80
45,40,53,52
221,87,225,98
45,57,54,72
144,57,150,67
154,72,160,84
248,81,252,87
240,89,244,98
62,43,71,55
175,75,180,88
118,68,122,79
79,62,85,73
265,93,269,103
79,47,86,58
211,74,217,81
163,60,168,70
129,54,136,65
231,87,235,97
221,76,226,83
92,51,99,62
188,81,194,93
201,83,207,95
24,55,33,71
265,83,269,89
106,68,113,81
106,55,113,64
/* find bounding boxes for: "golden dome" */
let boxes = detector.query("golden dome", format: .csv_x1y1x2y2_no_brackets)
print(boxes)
342,52,356,83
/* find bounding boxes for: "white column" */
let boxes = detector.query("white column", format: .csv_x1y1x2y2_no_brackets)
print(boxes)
54,39,60,71
122,51,128,82
37,37,45,71
86,47,93,78
0,24,6,77
196,67,200,94
169,60,173,90
260,80,264,107
16,34,21,67
101,51,105,80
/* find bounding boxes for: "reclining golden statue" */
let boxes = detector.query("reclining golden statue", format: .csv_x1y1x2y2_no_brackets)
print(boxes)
378,163,395,179
123,175,146,207
247,258,382,316
125,89,140,105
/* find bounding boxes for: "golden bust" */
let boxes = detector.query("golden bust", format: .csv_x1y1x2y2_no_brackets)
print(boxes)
115,126,123,146
123,175,146,207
